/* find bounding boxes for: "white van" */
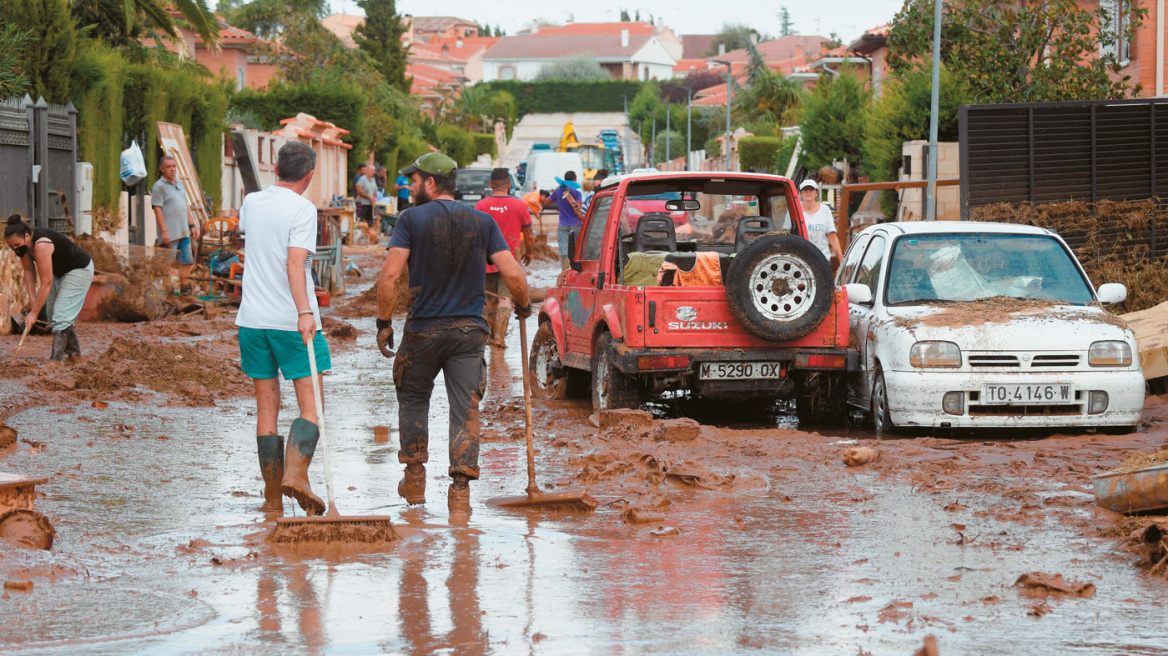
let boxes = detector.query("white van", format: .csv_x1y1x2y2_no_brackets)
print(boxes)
523,152,584,194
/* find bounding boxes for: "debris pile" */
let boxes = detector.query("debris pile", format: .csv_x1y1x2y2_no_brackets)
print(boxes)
71,336,250,405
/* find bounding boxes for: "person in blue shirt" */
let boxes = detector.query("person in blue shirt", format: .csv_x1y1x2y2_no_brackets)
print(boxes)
549,171,584,269
394,172,411,214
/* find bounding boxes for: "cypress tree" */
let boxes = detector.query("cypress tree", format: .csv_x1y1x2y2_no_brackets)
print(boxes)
352,0,411,94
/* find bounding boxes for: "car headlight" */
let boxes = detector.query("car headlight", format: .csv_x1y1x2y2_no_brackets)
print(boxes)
910,341,961,368
1089,341,1132,367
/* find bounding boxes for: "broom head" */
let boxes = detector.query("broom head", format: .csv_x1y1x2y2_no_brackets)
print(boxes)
486,489,599,511
270,514,399,544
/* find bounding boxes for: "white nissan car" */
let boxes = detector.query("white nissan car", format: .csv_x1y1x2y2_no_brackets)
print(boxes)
838,221,1144,434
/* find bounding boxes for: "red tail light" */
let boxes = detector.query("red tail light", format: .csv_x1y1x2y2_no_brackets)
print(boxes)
638,355,692,370
796,353,846,369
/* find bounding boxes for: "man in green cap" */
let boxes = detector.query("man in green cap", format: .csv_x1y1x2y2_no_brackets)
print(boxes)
376,152,531,518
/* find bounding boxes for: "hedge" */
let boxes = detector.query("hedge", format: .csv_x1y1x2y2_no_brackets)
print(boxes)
70,45,227,213
478,80,643,117
738,136,783,172
436,125,474,167
470,132,496,159
230,82,368,175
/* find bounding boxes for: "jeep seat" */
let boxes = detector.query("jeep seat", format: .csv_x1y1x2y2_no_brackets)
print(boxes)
633,214,677,253
735,216,773,253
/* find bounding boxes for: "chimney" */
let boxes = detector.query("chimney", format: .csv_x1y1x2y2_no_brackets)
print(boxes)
621,29,629,48
718,43,725,55
531,21,539,34
456,38,463,48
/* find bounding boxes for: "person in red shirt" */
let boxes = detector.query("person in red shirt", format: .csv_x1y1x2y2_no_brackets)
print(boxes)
475,168,534,348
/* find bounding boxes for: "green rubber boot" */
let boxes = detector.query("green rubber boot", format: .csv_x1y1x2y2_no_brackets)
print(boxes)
256,434,284,514
281,418,325,516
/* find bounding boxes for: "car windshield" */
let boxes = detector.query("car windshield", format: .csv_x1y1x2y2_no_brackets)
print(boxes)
617,180,793,246
457,170,491,190
884,233,1095,305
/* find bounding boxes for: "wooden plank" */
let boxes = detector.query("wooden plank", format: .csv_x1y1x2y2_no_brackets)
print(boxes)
1120,300,1168,380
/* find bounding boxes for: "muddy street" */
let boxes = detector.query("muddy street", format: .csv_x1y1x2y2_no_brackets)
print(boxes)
2,249,1168,654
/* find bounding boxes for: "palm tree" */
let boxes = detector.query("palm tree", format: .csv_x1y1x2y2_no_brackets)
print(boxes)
73,0,220,51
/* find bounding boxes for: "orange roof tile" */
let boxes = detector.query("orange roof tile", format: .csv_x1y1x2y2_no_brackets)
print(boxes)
528,21,657,36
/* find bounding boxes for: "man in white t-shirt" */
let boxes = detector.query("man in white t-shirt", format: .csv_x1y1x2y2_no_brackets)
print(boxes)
235,141,331,518
783,179,843,265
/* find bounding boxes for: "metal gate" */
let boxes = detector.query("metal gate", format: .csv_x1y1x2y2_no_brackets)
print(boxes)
959,98,1168,219
0,95,78,230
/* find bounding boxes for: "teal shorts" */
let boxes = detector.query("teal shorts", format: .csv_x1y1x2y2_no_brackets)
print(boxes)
238,327,331,380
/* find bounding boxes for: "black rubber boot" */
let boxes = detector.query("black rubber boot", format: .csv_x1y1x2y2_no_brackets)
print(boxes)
63,326,81,364
48,331,68,362
256,434,284,514
281,418,325,516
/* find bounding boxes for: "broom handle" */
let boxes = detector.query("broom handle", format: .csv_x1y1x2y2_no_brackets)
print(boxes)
518,314,538,496
306,336,338,516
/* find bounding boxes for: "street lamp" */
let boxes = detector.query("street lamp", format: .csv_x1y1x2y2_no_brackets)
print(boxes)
925,0,944,221
711,60,734,169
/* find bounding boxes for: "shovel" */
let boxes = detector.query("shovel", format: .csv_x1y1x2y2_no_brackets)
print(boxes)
486,314,597,511
9,319,34,365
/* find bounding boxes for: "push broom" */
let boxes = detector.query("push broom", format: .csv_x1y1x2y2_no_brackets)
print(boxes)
271,343,398,543
487,314,598,512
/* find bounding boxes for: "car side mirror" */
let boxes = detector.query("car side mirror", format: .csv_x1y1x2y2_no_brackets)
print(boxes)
568,230,582,272
1097,283,1127,305
844,283,873,305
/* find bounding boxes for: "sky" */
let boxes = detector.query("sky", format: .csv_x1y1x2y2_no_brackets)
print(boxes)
328,0,906,46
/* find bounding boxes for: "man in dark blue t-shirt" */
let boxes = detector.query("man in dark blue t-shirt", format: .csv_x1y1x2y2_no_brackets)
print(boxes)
376,152,531,517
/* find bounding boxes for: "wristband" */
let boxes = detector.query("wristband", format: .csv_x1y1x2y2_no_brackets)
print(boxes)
297,310,314,316
376,318,391,332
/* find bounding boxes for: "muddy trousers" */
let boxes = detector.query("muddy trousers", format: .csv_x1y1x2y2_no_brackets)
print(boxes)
393,326,488,479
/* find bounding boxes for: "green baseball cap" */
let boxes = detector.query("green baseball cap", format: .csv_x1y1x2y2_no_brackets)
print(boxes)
399,152,457,178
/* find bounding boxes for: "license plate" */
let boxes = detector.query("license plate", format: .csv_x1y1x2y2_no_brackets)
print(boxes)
463,194,481,200
699,362,783,380
982,383,1075,405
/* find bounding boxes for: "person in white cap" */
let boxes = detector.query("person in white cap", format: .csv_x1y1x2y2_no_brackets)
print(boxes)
785,179,842,265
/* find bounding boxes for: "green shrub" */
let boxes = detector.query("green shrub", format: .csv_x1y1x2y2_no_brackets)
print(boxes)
0,0,78,103
230,81,368,174
478,80,643,116
470,132,497,159
798,69,871,170
773,135,800,175
738,136,783,172
436,125,474,166
72,44,126,212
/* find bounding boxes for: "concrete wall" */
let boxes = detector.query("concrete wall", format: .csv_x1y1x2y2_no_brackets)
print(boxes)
899,140,959,221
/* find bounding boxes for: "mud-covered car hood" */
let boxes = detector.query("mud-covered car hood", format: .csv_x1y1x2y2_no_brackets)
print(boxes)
880,303,1132,351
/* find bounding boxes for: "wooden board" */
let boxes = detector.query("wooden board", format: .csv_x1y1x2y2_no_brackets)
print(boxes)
1120,301,1168,380
157,122,211,234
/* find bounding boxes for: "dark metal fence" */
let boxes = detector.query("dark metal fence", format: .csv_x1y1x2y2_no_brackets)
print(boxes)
959,97,1168,220
0,95,78,231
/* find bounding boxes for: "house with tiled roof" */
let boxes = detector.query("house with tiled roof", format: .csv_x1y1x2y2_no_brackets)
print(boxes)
159,14,282,90
481,30,677,81
406,16,480,41
707,35,832,66
518,21,683,60
321,14,363,49
846,25,889,96
682,34,717,58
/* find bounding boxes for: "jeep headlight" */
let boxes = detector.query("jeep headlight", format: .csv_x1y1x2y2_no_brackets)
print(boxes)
1089,341,1132,367
910,341,961,368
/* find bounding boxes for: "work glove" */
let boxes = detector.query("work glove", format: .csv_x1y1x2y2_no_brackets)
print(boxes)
515,302,533,320
376,318,395,358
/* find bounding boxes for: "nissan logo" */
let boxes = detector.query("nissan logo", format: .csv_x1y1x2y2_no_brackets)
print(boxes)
675,306,697,322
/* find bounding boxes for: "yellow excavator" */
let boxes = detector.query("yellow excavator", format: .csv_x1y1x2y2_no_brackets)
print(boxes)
559,122,616,190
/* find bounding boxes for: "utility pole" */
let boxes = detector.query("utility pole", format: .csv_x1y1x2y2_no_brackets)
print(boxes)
651,115,657,168
925,0,943,221
686,89,692,171
665,100,671,170
622,95,631,174
712,60,733,169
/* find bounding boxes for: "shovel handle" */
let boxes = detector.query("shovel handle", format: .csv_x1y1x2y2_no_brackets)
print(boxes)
9,321,33,365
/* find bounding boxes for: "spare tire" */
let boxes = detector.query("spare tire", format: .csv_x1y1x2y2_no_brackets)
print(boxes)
726,233,833,342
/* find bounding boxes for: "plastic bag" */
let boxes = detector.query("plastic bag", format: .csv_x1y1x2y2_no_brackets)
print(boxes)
120,141,147,186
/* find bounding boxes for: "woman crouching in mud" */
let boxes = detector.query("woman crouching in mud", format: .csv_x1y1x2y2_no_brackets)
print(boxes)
4,213,94,362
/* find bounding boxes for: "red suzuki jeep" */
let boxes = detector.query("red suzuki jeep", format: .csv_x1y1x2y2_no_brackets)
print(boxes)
530,171,854,423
